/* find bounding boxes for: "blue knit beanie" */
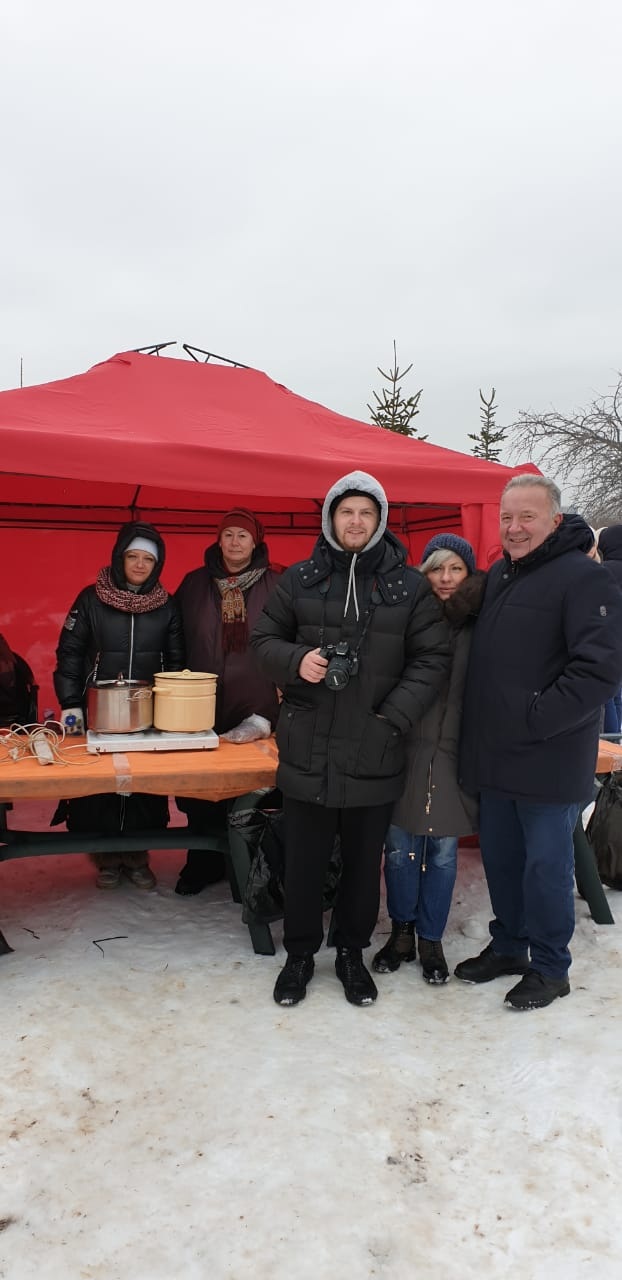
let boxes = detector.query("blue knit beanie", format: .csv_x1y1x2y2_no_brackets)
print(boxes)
421,532,476,575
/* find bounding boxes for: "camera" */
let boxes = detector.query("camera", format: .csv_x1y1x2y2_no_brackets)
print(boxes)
319,642,359,692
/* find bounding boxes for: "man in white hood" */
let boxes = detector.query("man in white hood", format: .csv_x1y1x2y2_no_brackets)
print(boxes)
251,471,451,1007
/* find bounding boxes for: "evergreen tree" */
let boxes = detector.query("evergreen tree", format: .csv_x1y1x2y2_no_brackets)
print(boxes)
468,387,507,460
368,341,426,438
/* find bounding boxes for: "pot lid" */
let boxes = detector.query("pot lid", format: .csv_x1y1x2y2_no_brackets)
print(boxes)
155,669,218,682
91,677,151,688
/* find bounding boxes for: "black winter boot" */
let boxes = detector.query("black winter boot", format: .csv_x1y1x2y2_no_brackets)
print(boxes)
273,954,315,1006
372,921,416,973
335,947,378,1005
417,937,449,984
504,969,570,1010
454,942,530,984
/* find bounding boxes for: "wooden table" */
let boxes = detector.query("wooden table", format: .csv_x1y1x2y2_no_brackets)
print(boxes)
2,733,617,953
596,740,622,774
0,736,279,957
0,735,279,802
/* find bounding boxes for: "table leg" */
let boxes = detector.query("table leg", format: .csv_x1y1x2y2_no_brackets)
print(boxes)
0,803,14,952
228,793,275,956
573,816,615,925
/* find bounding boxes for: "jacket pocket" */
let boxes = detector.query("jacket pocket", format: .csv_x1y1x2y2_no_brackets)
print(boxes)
275,702,317,773
354,715,404,780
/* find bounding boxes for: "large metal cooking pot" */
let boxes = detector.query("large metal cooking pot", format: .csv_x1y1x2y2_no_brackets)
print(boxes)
87,677,153,733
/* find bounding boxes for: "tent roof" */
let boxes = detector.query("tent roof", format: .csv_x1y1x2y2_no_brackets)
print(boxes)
0,351,533,522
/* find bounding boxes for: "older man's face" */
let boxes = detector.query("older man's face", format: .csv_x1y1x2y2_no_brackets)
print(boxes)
500,486,562,560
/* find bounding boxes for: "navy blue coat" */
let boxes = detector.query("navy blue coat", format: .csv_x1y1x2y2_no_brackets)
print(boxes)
459,514,622,803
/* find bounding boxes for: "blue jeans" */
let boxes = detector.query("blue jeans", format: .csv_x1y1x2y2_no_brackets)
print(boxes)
383,824,458,941
603,691,622,734
479,789,581,979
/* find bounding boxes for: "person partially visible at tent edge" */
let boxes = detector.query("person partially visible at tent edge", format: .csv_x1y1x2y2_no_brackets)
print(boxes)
372,532,486,986
173,508,282,896
0,631,38,727
53,523,184,889
250,470,452,1009
455,475,622,1010
596,525,622,734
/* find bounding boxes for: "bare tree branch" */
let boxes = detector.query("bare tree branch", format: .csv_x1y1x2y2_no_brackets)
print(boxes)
508,374,622,523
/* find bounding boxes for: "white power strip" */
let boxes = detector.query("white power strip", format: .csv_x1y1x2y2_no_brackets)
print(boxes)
32,735,55,766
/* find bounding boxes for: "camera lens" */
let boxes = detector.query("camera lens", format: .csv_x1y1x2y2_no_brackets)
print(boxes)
324,660,350,691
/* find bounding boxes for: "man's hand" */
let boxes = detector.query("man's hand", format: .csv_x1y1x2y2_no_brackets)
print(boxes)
298,648,329,684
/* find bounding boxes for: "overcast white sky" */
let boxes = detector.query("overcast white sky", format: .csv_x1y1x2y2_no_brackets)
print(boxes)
1,0,621,454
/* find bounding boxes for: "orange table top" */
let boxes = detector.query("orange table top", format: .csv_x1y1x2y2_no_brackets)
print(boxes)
0,733,618,804
596,739,622,774
0,735,279,803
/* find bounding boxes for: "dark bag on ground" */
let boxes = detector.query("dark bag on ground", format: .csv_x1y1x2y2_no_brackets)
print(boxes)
230,793,342,924
586,774,622,889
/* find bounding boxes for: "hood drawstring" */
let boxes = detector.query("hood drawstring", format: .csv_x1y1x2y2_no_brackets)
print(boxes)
344,553,360,620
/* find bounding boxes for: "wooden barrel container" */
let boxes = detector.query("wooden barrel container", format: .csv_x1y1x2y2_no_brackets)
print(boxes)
152,670,218,733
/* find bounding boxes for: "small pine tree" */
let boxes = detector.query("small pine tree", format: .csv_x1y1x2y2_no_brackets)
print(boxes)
468,388,507,460
368,341,427,439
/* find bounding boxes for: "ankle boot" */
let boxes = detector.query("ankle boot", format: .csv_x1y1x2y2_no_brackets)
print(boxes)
417,937,449,984
372,921,416,973
335,947,377,1005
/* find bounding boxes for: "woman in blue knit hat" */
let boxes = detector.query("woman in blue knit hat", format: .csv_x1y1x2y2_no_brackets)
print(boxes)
373,532,485,984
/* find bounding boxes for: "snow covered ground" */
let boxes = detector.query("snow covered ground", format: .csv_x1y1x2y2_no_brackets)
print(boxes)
1,811,621,1280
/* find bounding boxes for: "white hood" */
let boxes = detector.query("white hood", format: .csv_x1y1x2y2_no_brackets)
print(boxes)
320,471,389,621
321,471,388,555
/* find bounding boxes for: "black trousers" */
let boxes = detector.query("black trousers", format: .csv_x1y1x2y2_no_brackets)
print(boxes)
282,797,393,955
174,797,229,884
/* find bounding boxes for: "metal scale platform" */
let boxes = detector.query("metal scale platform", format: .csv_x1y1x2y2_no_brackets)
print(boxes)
86,728,219,754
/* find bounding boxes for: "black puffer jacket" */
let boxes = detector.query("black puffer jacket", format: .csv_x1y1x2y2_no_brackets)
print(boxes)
251,502,451,808
459,514,622,803
54,522,185,712
598,524,622,590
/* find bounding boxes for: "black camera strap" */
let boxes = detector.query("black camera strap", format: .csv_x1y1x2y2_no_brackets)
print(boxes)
318,578,381,656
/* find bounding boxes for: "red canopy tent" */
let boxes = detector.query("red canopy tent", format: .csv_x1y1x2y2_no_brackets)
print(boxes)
0,350,535,713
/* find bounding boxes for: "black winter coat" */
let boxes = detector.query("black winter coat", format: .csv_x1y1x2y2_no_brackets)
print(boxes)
54,523,185,713
598,525,622,591
251,531,452,808
459,514,622,803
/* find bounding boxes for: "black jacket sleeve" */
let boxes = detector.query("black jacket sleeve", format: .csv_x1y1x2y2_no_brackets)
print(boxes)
377,581,453,733
250,571,313,686
53,589,93,710
163,600,185,671
528,567,622,740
